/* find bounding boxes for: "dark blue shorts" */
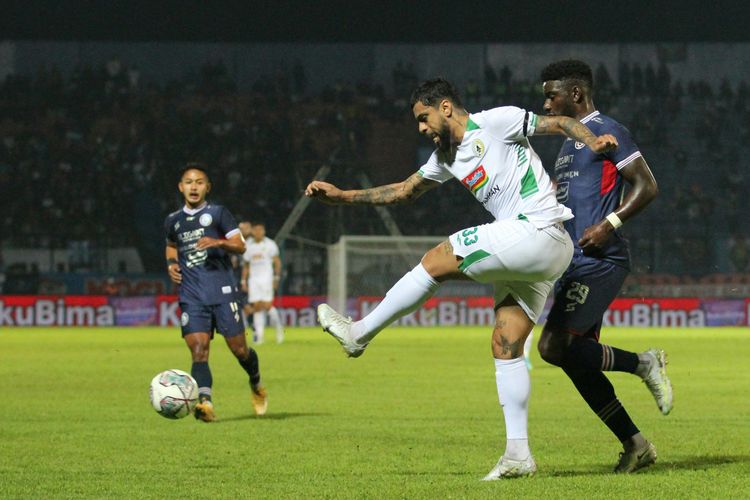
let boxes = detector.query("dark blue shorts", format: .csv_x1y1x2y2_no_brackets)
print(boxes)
546,258,628,341
234,290,249,306
179,301,244,338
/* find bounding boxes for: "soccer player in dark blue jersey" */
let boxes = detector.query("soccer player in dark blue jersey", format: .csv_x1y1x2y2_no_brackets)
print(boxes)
536,60,672,473
165,164,268,421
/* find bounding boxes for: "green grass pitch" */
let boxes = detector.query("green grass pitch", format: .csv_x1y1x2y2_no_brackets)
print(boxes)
2,326,749,498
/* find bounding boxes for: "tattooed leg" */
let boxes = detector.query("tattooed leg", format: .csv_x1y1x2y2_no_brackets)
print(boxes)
421,239,470,282
492,296,534,360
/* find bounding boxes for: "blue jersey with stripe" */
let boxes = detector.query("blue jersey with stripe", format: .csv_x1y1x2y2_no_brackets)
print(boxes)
553,111,641,269
164,203,241,305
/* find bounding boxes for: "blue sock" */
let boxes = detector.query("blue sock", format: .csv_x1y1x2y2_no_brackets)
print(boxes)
238,348,261,387
191,361,213,399
567,336,639,373
563,366,639,442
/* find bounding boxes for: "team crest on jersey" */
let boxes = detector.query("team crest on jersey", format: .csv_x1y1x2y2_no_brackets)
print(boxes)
574,141,586,150
461,165,489,194
174,222,180,230
181,312,189,326
471,139,485,157
199,213,213,227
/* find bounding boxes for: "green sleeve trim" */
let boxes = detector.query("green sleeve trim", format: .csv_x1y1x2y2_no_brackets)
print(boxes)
417,169,424,176
458,249,492,272
519,165,539,199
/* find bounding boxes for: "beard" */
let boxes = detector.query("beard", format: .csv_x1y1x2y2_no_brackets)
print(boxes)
435,121,452,152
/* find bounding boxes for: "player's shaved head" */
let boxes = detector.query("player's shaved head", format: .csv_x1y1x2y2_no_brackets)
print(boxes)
180,162,211,182
409,78,463,108
541,60,594,92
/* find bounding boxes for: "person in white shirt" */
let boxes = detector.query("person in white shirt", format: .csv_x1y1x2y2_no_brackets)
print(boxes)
305,78,618,479
241,222,285,344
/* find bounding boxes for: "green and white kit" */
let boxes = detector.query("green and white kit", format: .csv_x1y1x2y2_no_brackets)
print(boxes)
418,106,575,321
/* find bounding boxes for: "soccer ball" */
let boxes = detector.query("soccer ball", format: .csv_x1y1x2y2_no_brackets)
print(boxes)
149,369,199,419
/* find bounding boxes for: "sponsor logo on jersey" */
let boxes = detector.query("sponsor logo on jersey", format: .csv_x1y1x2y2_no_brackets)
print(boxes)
174,222,180,230
471,139,485,157
574,141,586,150
186,249,207,268
181,312,189,326
556,181,570,203
480,184,501,206
592,117,604,124
178,228,205,242
555,154,574,170
199,213,213,227
461,165,488,194
558,170,579,181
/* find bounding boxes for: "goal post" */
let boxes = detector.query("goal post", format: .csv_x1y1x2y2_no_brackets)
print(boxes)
326,235,491,316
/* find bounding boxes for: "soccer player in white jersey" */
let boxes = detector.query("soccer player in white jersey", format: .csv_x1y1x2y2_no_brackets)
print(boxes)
305,78,618,479
241,221,285,344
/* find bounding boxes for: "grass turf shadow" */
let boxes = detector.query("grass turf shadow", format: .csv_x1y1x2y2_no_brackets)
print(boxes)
213,412,331,423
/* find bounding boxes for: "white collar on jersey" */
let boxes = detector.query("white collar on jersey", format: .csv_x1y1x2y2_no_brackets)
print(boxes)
182,202,208,215
580,110,600,124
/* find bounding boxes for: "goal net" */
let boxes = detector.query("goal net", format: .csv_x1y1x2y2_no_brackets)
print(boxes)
326,235,493,318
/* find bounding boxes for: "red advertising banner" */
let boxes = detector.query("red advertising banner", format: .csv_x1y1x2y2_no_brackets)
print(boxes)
1,295,748,327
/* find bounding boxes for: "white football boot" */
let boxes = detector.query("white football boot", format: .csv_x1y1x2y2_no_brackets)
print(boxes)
614,441,657,473
317,304,368,358
482,455,537,480
640,348,673,415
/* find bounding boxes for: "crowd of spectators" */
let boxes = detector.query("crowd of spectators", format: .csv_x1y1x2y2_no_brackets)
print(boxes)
1,57,747,279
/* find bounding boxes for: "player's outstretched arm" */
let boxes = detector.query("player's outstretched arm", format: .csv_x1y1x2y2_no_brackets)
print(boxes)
534,115,618,153
304,173,439,206
578,157,658,253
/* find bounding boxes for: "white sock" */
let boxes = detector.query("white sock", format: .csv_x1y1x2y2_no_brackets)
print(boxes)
494,357,531,460
268,307,284,341
353,263,440,343
253,312,266,342
523,331,533,359
268,307,281,327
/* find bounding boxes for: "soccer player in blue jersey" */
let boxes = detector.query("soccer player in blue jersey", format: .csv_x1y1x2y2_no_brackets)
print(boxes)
164,164,268,421
536,60,672,472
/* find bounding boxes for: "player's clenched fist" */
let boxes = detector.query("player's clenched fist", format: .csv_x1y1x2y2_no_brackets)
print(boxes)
304,181,344,205
167,262,182,284
588,134,618,153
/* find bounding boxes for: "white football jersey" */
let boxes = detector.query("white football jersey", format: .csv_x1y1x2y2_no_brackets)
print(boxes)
418,106,573,228
243,237,279,282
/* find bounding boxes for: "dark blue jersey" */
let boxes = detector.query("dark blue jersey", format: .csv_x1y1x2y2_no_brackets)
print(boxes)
164,203,241,305
553,111,641,269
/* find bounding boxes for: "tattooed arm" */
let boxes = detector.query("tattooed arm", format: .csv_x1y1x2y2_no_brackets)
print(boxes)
304,172,440,205
534,115,619,154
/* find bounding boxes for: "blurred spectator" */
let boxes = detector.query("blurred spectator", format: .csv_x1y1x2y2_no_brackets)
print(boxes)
729,234,749,272
483,64,497,95
0,54,741,282
465,79,480,107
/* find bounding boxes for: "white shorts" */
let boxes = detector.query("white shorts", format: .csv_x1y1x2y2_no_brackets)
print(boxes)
248,278,274,303
449,218,573,323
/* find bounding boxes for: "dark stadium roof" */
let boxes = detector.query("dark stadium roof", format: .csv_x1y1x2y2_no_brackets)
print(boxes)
3,0,749,43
